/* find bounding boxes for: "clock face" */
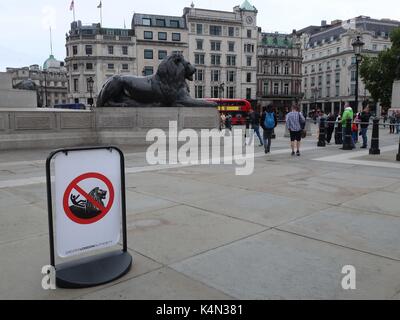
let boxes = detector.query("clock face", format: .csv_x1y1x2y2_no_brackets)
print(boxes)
246,16,253,25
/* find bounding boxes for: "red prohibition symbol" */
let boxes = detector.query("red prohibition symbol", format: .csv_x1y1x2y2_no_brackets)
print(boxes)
63,172,115,224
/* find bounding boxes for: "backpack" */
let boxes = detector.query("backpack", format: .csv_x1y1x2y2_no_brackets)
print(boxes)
264,112,275,129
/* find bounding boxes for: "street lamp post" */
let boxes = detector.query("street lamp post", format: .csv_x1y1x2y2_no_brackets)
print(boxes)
43,71,48,108
352,36,365,113
87,77,94,109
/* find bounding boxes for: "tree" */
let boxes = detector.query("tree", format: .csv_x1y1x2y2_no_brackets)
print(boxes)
360,27,400,110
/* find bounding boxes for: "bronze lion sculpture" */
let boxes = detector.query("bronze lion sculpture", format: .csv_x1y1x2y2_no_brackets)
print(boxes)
97,53,216,108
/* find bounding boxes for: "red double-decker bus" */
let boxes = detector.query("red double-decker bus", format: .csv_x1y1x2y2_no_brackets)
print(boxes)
206,98,252,125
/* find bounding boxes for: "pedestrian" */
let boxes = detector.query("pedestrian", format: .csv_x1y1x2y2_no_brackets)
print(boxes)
341,103,355,148
261,104,277,154
285,104,305,156
248,108,263,146
389,111,396,134
220,113,226,130
326,112,335,144
383,112,387,128
359,102,371,148
225,114,232,131
396,111,400,134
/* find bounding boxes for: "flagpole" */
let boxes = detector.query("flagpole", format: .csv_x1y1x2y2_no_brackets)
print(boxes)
99,2,103,27
73,3,76,22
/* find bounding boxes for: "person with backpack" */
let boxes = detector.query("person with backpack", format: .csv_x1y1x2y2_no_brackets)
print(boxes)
247,108,263,146
261,104,277,154
286,104,305,156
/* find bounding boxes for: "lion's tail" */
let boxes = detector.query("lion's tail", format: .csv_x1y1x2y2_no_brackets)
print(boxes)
96,75,122,107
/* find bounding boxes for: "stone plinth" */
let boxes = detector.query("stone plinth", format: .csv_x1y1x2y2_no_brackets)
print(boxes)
391,80,400,110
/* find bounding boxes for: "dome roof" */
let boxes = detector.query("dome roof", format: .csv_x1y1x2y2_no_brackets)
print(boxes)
240,0,256,11
43,55,61,70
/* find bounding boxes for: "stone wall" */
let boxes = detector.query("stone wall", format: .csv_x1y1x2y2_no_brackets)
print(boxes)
0,106,219,150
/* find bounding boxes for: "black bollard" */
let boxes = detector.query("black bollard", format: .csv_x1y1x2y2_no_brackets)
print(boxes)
318,117,326,147
343,118,353,150
335,122,343,145
369,117,380,155
397,136,400,161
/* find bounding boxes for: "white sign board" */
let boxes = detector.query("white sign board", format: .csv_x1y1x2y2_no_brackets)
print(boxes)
54,149,121,257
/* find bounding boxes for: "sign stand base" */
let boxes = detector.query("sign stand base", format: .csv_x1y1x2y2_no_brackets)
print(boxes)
56,250,132,288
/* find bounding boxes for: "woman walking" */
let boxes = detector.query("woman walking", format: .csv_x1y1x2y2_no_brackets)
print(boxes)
286,104,305,156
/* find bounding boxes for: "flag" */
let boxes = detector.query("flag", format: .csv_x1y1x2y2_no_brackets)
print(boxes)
70,0,74,11
97,1,102,8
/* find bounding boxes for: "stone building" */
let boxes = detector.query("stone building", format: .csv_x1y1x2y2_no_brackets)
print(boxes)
65,20,136,106
7,56,68,107
298,16,400,115
132,13,188,77
256,32,302,116
183,0,259,101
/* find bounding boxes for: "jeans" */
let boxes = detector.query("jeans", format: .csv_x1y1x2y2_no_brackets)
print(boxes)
263,128,273,152
360,127,368,147
247,126,263,145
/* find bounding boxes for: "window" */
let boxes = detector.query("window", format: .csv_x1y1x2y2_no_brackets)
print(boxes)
228,42,235,52
210,25,222,36
247,56,252,67
318,75,322,87
351,70,356,81
144,31,153,39
85,45,92,55
335,72,340,83
122,46,128,55
246,73,251,83
73,64,78,71
73,46,78,55
326,74,331,85
327,61,331,70
227,70,235,82
158,32,167,40
170,20,180,28
263,81,269,95
194,53,205,65
336,47,340,53
246,88,251,99
210,41,221,51
351,84,356,95
336,59,340,68
326,86,330,97
196,39,203,50
195,85,204,98
211,86,220,98
244,44,254,53
284,83,289,95
351,56,356,65
211,70,220,82
284,64,289,75
304,78,307,88
274,64,279,75
335,85,340,96
142,18,151,26
143,67,153,76
273,83,279,95
196,24,203,35
211,54,221,65
304,66,308,74
158,50,167,60
156,19,165,27
107,63,114,69
311,77,315,87
122,64,129,70
73,79,78,92
227,86,235,99
318,63,322,72
172,33,181,41
311,65,315,73
247,30,252,38
372,44,377,51
195,69,204,81
108,46,114,55
144,49,153,59
226,55,236,66
86,63,93,70
228,27,234,37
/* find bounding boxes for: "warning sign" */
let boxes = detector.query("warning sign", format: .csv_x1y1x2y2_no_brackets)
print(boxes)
54,149,122,257
63,172,115,224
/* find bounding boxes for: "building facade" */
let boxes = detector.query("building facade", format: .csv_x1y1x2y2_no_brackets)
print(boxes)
299,16,400,115
183,1,258,101
256,32,302,116
132,13,188,76
7,56,68,108
65,21,136,106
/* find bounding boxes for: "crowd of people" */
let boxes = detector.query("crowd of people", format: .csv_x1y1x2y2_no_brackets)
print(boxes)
219,101,397,156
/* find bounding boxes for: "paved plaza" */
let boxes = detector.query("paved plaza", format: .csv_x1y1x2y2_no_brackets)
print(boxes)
0,124,400,300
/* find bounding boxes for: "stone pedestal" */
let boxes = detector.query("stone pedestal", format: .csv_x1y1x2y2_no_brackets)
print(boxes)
392,80,400,109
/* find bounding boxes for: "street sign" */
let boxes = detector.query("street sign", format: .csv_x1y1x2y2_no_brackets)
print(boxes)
46,146,132,288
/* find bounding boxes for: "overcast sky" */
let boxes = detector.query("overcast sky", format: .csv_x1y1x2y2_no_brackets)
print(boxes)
0,0,399,71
